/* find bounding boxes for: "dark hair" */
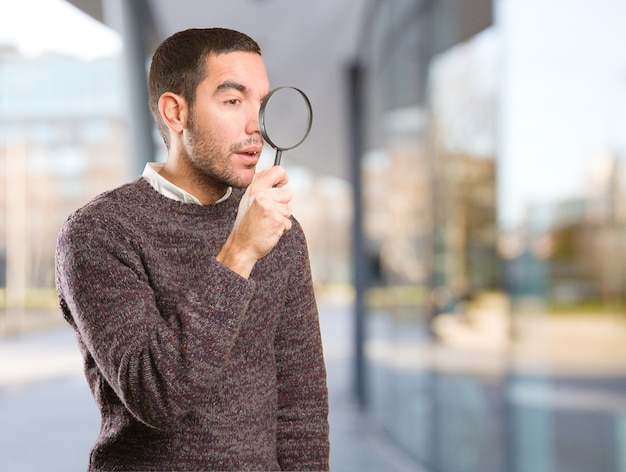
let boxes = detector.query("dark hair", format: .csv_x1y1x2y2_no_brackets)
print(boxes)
148,28,262,147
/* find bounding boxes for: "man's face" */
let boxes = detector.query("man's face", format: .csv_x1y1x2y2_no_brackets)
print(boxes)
183,51,270,189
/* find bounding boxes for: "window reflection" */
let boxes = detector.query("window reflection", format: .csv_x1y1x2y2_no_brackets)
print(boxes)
362,1,626,471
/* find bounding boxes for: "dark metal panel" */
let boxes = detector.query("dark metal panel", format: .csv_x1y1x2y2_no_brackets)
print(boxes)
65,0,105,23
426,0,494,57
348,62,368,410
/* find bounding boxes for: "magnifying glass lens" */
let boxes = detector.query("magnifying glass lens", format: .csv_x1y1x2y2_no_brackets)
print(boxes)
259,86,313,166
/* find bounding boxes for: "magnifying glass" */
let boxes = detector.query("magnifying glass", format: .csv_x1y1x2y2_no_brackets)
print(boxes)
259,86,313,166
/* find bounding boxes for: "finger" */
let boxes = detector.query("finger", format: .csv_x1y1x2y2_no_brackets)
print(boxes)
283,217,293,233
276,202,292,219
271,187,292,205
253,165,288,189
279,218,292,236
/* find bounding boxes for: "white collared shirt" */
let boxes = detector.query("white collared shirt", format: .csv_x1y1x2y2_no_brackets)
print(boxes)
142,162,232,205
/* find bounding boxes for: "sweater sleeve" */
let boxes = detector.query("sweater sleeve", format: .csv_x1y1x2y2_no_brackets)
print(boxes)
274,220,330,470
55,209,253,430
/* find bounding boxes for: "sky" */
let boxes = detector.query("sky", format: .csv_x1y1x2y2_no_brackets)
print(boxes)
0,0,121,60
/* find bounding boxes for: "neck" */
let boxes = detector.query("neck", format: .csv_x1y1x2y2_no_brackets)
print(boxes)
159,152,229,205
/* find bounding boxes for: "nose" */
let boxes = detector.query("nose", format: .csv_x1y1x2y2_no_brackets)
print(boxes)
245,102,262,137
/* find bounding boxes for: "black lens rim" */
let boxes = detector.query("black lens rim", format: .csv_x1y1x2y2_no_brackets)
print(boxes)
259,86,313,151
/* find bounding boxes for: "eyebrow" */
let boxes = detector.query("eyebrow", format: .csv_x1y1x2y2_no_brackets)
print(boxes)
215,81,247,94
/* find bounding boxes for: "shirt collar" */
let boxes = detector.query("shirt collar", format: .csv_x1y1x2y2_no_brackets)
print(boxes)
142,162,232,205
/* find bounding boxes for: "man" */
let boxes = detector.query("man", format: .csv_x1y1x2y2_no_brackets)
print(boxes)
55,28,329,471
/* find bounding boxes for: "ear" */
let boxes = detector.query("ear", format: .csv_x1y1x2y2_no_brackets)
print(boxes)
158,92,188,134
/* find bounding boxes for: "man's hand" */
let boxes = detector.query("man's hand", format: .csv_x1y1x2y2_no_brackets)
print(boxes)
216,166,292,278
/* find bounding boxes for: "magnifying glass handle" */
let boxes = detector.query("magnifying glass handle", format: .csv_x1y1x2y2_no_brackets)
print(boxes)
273,149,283,167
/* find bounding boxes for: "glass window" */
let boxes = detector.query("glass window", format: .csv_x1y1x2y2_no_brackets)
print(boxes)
361,1,626,471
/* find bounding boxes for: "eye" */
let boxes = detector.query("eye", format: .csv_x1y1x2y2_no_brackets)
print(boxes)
226,98,241,106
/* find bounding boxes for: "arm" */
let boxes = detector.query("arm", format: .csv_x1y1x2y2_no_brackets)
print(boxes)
55,211,253,430
275,221,330,470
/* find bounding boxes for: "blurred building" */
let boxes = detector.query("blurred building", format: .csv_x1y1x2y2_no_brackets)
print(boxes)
356,1,626,472
0,50,130,312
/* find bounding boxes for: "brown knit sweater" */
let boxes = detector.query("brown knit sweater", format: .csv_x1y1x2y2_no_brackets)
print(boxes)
55,178,329,471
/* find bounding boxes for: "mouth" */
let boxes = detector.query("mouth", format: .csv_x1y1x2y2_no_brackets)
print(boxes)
236,147,262,164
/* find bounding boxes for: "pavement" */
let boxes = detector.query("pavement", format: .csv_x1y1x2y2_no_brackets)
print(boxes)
0,302,425,472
